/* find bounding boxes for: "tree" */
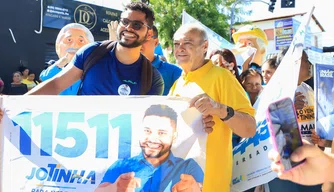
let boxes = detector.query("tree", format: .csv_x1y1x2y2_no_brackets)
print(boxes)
149,0,230,53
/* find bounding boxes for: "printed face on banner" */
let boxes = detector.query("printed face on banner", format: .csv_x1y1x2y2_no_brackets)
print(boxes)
139,115,177,160
0,96,206,192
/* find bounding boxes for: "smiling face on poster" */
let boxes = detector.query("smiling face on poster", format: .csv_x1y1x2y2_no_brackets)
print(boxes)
0,96,207,192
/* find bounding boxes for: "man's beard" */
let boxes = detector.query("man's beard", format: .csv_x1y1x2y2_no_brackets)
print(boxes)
140,141,172,158
117,30,147,48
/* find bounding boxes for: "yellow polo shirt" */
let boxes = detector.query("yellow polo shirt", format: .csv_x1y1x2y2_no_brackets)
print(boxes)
169,60,255,192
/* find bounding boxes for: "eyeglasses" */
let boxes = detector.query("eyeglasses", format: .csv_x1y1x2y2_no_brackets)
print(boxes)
119,18,151,31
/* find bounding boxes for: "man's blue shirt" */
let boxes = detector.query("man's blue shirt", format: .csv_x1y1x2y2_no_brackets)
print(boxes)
151,55,182,95
39,63,81,95
101,152,204,192
154,44,164,57
72,42,163,95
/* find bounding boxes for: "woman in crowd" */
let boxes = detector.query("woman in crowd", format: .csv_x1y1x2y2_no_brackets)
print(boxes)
8,71,28,95
261,57,278,84
209,48,241,83
22,71,39,91
240,68,263,106
19,66,29,80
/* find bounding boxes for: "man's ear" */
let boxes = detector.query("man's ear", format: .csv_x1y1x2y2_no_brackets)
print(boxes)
154,38,159,47
146,28,153,41
203,40,209,53
260,47,265,55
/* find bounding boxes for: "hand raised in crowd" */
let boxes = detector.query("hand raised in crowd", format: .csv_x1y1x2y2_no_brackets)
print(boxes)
294,92,306,110
108,20,118,41
172,174,202,192
269,140,334,186
95,172,141,192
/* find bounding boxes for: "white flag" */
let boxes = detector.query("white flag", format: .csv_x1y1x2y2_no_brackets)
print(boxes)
231,6,315,191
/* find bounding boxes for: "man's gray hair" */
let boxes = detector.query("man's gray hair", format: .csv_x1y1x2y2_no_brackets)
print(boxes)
55,23,94,45
174,23,208,42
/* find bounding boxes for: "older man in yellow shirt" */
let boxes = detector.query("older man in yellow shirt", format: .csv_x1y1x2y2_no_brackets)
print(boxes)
169,24,256,192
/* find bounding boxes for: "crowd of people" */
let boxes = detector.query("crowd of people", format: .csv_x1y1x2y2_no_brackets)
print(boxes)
0,66,40,95
0,1,333,192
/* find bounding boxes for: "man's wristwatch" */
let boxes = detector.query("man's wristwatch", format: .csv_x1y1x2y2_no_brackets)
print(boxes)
221,105,234,121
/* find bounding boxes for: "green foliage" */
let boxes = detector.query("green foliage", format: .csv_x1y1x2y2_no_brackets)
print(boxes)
130,0,250,61
149,0,230,58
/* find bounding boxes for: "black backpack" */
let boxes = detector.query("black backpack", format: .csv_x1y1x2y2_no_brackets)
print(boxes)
77,40,153,95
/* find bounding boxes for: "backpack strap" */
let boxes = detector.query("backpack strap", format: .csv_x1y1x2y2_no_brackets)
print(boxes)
77,40,117,95
77,40,153,95
140,55,153,95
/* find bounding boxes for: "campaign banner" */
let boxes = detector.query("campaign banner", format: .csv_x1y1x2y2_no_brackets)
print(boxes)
307,47,323,65
307,47,334,65
43,0,121,36
275,18,293,50
0,96,207,192
231,7,314,191
315,63,334,140
293,19,312,49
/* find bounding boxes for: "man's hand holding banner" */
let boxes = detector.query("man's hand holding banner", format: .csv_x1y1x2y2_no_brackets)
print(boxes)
0,96,207,192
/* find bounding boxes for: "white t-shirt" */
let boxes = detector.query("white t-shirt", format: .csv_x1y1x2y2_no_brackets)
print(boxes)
295,82,315,143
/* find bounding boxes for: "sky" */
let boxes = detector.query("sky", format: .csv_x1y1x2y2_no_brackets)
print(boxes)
245,0,334,46
246,0,334,33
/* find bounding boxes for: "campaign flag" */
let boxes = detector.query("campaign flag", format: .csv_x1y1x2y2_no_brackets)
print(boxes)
181,10,233,54
231,7,315,191
0,96,207,192
315,63,334,140
181,10,256,68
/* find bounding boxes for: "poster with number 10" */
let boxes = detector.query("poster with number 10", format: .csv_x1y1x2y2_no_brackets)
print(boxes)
0,96,207,192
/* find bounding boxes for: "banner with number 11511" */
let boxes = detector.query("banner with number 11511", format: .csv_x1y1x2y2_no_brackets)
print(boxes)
0,96,207,192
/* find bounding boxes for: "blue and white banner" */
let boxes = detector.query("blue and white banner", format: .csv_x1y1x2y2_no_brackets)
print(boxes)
181,10,234,54
315,63,334,140
231,7,315,191
0,96,207,192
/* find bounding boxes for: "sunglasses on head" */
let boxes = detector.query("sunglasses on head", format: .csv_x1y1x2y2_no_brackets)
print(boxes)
119,18,151,31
